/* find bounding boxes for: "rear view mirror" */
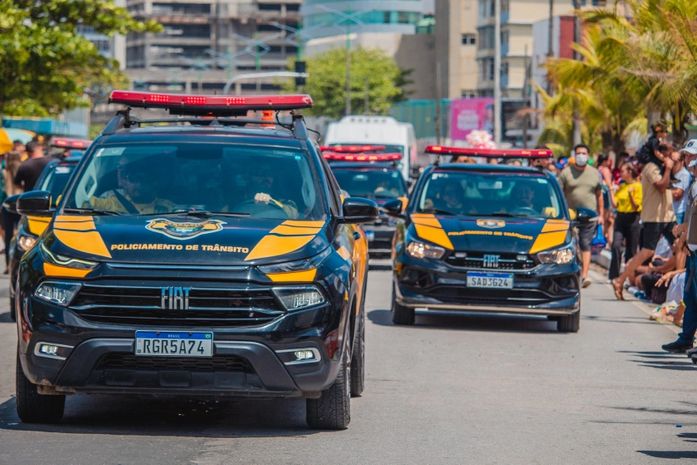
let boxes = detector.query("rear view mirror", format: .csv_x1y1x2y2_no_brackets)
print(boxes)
383,198,404,218
2,194,20,215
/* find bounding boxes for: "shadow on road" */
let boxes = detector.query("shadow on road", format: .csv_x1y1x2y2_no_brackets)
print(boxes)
618,350,697,372
367,309,558,334
638,450,697,459
0,311,12,323
0,395,320,438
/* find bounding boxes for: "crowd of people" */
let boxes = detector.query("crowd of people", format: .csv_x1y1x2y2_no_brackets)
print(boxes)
0,138,55,273
557,123,697,354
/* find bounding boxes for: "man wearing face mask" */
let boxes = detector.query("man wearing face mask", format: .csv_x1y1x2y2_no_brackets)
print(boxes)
558,144,604,288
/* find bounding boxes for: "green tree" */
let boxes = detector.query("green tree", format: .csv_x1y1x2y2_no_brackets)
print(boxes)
286,48,408,119
0,0,160,116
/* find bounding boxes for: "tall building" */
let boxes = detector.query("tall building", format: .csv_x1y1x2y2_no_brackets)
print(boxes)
435,0,478,100
124,0,301,94
300,0,436,99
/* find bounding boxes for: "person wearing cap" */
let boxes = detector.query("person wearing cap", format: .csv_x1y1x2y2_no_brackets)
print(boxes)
662,139,697,352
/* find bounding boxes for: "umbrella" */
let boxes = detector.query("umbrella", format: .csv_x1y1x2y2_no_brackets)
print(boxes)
0,128,35,153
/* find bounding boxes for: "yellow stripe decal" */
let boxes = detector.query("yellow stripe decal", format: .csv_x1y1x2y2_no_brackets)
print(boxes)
414,223,454,250
54,218,97,232
266,268,317,283
43,263,91,278
54,229,112,258
27,217,50,236
54,215,94,223
541,220,570,233
245,235,315,261
270,225,322,236
283,220,324,227
411,213,441,228
529,231,568,254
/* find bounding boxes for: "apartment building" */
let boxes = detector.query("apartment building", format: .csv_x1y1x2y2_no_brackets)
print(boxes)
124,0,302,93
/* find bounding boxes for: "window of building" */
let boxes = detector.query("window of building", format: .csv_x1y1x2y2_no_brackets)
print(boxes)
461,90,477,98
462,33,476,46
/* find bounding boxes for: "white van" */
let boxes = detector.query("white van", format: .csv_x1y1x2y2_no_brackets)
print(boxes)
324,116,417,180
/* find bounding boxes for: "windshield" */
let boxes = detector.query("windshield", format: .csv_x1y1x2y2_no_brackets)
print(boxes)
64,143,325,220
333,168,406,199
39,164,76,207
416,170,564,219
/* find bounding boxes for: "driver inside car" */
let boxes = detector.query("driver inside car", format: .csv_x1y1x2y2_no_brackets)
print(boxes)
231,162,298,218
87,153,175,214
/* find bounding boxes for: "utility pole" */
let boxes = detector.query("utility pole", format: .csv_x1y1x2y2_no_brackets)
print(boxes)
546,0,554,93
435,62,443,144
345,13,352,116
572,0,582,145
494,0,502,145
522,45,531,148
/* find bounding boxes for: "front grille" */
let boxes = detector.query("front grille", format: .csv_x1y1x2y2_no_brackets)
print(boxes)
70,284,285,327
428,285,552,305
95,353,254,373
446,252,536,270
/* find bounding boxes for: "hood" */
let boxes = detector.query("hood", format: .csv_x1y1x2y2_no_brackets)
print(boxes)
46,214,328,265
409,213,570,255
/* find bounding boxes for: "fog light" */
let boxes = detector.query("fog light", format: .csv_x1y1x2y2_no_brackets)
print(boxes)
276,347,322,365
34,342,73,360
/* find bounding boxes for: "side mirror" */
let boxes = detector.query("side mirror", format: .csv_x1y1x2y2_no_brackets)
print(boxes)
383,198,405,218
342,197,378,224
17,190,53,217
575,207,597,224
2,194,20,215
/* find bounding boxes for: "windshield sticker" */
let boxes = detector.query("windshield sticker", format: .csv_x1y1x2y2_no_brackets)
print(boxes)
448,230,534,241
146,218,226,240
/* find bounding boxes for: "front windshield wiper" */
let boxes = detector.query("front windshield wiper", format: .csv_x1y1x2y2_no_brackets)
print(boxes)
424,208,457,216
139,209,250,218
485,212,534,218
63,207,121,216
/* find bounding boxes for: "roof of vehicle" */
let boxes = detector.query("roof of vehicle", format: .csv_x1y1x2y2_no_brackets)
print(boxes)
431,163,552,176
95,126,306,150
329,162,400,170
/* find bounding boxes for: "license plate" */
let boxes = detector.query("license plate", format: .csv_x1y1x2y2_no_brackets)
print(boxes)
365,230,375,241
466,272,514,289
135,331,213,357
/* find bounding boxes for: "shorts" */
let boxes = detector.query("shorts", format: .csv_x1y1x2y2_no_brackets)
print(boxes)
576,220,597,252
640,221,676,251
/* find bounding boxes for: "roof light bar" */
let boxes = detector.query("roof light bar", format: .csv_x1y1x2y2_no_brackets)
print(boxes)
323,152,402,162
50,137,91,149
320,145,387,154
425,146,553,159
108,90,313,116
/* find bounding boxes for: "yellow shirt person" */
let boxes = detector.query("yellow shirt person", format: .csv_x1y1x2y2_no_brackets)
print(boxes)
614,181,642,214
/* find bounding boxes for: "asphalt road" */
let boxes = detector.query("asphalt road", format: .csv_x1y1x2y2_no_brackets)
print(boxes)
0,269,696,465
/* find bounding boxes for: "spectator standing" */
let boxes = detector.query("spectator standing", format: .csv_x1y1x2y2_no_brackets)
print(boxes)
662,140,697,352
1,151,23,273
558,144,604,288
598,154,615,244
613,144,676,300
608,162,642,280
14,141,50,192
670,147,690,224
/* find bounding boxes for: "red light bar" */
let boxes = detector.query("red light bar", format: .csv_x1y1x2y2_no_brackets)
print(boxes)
425,145,553,159
320,145,387,154
323,152,402,162
109,90,313,116
50,137,91,149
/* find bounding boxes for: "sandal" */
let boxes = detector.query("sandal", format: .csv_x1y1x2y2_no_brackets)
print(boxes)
612,279,624,301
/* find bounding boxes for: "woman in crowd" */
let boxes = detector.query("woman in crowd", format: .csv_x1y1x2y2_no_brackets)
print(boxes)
2,151,22,273
597,154,615,245
608,161,642,281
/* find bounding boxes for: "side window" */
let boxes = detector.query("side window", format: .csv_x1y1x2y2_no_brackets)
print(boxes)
319,156,341,216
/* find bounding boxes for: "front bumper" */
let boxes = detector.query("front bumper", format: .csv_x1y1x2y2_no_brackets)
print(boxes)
395,254,580,316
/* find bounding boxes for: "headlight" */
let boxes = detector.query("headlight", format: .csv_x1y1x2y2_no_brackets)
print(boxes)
406,241,445,259
34,281,81,306
273,286,326,311
40,243,98,270
537,244,575,264
17,233,38,252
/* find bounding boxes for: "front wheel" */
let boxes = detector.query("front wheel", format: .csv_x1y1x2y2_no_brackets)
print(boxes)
16,350,65,423
306,351,351,430
557,311,580,333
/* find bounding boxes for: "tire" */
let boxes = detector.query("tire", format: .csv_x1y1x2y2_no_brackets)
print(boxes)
307,351,351,430
16,350,65,423
557,311,580,333
350,311,365,397
391,284,414,325
9,294,16,322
